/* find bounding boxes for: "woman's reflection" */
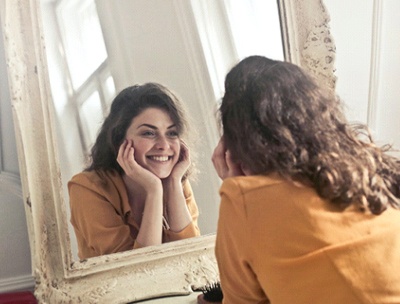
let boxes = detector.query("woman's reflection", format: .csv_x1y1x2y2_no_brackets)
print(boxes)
68,83,200,260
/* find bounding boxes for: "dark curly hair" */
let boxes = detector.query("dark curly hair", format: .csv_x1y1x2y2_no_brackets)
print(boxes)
86,83,196,180
220,55,400,214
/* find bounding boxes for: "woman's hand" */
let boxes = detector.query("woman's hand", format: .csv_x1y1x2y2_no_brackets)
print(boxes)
212,137,245,180
118,139,164,247
117,139,161,191
168,140,191,181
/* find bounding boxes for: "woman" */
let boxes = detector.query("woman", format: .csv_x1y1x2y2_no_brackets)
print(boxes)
68,83,200,260
212,56,400,303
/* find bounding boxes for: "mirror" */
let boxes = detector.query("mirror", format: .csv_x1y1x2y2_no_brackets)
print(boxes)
1,0,336,302
39,0,285,261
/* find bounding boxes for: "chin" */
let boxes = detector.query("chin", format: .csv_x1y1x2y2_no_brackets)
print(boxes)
147,163,176,179
157,174,170,179
152,170,172,180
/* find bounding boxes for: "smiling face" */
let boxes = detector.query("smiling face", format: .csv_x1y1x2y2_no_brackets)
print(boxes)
125,107,181,179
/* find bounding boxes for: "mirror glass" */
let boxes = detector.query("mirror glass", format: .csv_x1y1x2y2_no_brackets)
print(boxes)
40,0,284,260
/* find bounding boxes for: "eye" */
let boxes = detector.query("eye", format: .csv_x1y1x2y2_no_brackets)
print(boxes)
167,130,179,138
141,130,156,137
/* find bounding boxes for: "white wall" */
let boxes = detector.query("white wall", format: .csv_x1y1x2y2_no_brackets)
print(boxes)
325,0,400,153
373,0,400,151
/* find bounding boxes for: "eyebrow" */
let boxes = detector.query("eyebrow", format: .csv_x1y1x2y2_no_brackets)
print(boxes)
137,123,176,130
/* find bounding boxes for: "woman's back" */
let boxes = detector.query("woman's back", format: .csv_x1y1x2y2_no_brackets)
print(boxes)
216,174,400,303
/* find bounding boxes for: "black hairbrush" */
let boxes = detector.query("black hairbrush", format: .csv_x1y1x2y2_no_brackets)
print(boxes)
197,282,223,304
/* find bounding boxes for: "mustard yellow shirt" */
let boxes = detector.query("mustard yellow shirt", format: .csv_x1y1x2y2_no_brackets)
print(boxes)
68,170,200,260
215,174,400,304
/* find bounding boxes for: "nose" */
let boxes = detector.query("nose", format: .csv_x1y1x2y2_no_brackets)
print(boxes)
154,136,170,149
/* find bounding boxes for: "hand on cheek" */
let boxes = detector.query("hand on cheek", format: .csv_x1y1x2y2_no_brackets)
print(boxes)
117,139,161,191
211,138,244,180
169,140,190,180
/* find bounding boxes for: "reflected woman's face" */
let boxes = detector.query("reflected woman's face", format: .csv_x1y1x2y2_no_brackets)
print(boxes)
125,107,181,178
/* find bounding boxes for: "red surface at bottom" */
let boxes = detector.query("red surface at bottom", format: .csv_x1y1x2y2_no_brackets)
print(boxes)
0,291,37,304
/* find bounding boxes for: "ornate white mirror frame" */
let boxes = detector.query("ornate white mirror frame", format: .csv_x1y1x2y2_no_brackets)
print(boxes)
0,0,335,302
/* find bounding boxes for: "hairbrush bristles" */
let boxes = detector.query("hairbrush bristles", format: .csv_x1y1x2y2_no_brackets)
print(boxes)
200,282,223,302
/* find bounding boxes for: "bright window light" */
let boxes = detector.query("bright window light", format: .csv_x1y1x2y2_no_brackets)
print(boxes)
57,0,108,89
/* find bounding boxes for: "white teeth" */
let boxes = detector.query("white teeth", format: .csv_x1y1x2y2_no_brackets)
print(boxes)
149,156,169,162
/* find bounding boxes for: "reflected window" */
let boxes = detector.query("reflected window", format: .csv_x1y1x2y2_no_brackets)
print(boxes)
80,91,104,145
56,0,108,90
46,0,116,152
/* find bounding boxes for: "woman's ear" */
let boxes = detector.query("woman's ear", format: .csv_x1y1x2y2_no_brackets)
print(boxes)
240,163,253,176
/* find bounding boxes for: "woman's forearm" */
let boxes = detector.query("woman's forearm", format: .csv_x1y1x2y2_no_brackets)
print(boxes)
135,188,164,247
163,179,192,232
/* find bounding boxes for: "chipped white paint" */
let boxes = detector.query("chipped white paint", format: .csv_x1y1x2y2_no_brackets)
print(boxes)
1,0,335,302
279,0,337,92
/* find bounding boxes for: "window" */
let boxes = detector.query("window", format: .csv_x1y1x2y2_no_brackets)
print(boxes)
53,0,116,152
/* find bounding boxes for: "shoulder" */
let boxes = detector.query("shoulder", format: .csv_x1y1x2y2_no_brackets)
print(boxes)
68,170,129,215
220,173,286,198
68,170,124,195
219,174,320,216
218,174,287,222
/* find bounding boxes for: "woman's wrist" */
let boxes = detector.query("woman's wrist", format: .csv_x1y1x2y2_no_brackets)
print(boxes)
163,176,183,188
